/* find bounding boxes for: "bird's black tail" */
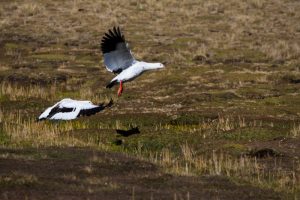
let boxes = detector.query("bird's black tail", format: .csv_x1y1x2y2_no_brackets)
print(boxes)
36,117,45,122
106,80,117,88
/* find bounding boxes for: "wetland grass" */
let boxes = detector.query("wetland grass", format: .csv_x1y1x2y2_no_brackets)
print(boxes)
0,0,300,198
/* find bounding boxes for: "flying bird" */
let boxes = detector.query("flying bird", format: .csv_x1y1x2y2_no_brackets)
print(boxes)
101,26,164,96
38,98,113,121
116,126,140,137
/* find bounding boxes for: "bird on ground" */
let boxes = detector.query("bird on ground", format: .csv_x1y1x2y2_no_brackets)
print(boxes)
38,98,113,121
101,26,165,96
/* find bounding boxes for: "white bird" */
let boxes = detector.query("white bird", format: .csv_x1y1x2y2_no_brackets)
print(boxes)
101,27,165,96
38,98,113,121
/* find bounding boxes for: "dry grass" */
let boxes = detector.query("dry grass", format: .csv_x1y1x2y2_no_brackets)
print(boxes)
1,109,91,147
17,3,44,17
290,124,300,138
1,84,299,196
261,40,300,61
79,86,113,103
0,82,112,105
161,115,261,139
144,145,300,194
0,82,56,101
0,0,300,197
0,78,298,196
0,0,299,59
2,101,298,194
0,108,3,123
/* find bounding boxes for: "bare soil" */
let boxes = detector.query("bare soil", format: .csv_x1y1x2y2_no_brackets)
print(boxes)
0,147,282,200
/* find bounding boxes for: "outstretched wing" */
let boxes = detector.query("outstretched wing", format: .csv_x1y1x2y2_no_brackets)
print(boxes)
77,99,113,117
77,106,103,117
101,27,135,74
38,103,74,121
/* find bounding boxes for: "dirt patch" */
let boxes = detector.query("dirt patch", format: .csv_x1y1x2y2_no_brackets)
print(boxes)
248,137,300,159
247,148,282,158
0,147,282,200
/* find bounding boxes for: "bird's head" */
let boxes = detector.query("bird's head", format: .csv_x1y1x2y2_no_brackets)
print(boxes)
143,62,165,71
157,63,165,69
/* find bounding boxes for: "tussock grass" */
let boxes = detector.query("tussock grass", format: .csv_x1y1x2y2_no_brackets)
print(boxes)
0,82,112,105
79,86,113,103
0,83,299,196
17,3,44,17
0,81,297,196
139,145,300,195
161,115,262,139
261,40,300,61
1,109,93,147
247,0,265,9
290,124,300,138
0,82,56,101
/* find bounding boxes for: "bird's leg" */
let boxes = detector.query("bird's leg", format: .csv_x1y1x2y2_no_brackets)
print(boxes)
117,81,123,96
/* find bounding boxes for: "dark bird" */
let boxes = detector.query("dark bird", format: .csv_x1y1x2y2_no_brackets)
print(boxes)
116,126,140,137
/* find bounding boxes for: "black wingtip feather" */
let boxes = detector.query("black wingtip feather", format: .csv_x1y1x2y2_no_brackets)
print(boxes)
101,26,125,54
106,99,113,108
117,27,121,37
106,80,118,88
77,107,102,117
36,117,45,122
77,99,114,118
47,106,73,119
116,127,140,137
113,27,119,38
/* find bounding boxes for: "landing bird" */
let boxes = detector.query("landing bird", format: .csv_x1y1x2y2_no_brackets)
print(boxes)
101,26,164,96
38,98,113,121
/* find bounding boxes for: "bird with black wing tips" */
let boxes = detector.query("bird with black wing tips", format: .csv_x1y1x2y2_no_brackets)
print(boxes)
101,26,165,96
38,98,113,121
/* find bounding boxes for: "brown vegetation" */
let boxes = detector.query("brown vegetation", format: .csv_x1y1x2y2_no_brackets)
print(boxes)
0,0,300,199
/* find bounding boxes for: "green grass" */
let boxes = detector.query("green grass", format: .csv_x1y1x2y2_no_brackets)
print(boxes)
0,0,300,198
0,130,10,146
29,54,73,61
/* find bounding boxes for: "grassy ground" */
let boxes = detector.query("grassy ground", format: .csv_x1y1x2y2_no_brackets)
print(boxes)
0,0,300,199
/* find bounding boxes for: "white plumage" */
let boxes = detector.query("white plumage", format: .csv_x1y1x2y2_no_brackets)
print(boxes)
38,98,112,121
101,27,164,96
